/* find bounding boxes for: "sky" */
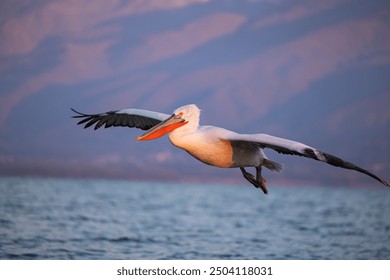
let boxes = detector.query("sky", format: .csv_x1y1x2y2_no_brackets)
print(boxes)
0,0,389,186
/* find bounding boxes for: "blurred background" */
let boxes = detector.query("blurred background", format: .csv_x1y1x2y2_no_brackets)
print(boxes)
1,0,389,186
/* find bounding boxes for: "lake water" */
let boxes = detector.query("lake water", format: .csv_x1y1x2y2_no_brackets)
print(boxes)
0,177,389,259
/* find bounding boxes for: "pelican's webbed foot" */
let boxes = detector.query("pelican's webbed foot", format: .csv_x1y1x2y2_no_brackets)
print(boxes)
240,167,268,194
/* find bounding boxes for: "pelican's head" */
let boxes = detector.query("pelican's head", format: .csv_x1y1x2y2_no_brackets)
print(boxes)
136,104,200,141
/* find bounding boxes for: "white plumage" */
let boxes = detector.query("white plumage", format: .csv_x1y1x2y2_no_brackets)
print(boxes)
72,104,389,194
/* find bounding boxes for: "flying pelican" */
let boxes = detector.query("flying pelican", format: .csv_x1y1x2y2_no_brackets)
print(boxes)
71,104,389,194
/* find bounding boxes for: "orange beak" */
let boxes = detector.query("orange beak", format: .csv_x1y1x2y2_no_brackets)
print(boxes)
136,114,188,141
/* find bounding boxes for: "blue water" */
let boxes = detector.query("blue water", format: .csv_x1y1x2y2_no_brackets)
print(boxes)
0,177,389,259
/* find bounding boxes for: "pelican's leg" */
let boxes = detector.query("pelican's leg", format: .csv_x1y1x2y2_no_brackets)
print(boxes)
240,167,256,185
240,167,268,195
256,166,268,195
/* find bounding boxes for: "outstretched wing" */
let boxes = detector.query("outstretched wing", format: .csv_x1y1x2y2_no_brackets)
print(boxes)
71,108,170,130
228,133,389,187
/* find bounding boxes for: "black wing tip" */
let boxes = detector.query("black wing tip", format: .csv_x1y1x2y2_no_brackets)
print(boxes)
70,108,88,118
71,108,101,130
321,151,390,188
372,178,389,188
71,107,163,131
371,176,390,187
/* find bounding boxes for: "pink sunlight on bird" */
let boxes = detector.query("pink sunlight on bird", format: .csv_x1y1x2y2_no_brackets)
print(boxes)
72,104,389,194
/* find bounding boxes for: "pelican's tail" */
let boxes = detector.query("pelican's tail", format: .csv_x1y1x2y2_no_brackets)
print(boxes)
263,159,283,172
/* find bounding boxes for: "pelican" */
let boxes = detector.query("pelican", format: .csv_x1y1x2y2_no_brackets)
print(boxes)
71,104,389,194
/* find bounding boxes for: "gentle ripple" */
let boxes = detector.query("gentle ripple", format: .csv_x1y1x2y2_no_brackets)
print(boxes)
0,177,389,259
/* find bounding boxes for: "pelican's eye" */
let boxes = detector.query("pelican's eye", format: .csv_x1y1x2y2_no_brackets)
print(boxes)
177,112,184,117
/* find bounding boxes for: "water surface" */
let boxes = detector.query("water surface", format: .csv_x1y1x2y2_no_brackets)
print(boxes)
0,177,389,259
